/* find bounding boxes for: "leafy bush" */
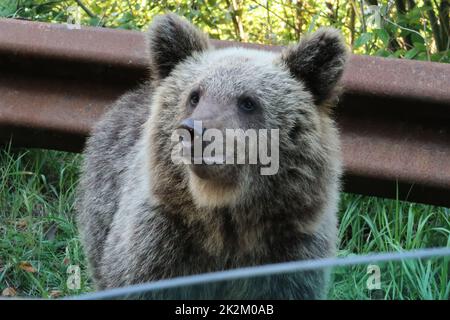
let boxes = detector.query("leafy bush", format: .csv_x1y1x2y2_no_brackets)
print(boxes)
1,1,448,61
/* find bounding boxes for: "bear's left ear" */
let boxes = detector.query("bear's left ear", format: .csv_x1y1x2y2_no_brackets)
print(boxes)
147,14,210,81
280,28,348,105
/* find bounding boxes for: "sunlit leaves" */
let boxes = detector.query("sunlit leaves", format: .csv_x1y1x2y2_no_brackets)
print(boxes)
354,32,373,48
0,1,448,62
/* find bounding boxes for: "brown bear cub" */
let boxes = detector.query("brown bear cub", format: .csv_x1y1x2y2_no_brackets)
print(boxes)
77,13,348,299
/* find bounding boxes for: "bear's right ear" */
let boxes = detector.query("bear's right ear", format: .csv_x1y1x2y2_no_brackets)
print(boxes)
147,14,209,81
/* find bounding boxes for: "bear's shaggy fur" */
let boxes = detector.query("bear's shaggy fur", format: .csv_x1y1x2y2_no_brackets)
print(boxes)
76,13,348,299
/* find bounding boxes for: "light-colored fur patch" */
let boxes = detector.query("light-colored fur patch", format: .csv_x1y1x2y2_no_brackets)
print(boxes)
188,171,242,209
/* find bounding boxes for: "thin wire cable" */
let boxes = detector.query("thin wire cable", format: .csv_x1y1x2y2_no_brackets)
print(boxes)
70,246,450,300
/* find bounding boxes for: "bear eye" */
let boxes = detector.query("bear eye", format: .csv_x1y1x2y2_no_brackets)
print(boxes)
189,91,200,107
238,97,257,112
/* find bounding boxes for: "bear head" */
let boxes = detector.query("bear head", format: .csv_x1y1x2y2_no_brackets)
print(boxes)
145,14,347,215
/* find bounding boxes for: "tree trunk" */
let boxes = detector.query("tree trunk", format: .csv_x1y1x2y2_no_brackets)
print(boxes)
438,0,450,50
395,0,414,49
349,4,356,45
425,0,445,51
294,0,303,40
407,0,416,9
225,0,247,42
395,0,406,13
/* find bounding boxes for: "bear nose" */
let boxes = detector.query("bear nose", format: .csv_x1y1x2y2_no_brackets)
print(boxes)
178,118,206,142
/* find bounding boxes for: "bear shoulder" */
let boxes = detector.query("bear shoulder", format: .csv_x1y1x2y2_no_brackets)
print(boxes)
76,83,152,284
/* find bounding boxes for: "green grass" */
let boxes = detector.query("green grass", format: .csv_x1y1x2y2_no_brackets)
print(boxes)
330,193,450,300
0,148,90,298
0,148,449,299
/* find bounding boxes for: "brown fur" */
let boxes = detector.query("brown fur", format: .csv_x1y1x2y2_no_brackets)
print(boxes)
76,13,348,299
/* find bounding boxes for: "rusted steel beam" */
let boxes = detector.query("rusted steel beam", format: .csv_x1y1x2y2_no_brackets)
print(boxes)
0,18,449,207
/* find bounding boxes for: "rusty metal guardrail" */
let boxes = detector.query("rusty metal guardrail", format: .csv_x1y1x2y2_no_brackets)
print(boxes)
0,18,449,207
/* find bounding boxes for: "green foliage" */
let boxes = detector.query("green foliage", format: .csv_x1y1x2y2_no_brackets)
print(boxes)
1,0,70,22
353,1,449,62
354,32,374,48
1,1,448,62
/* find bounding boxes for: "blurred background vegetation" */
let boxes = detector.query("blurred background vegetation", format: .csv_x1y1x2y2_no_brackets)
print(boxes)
0,1,449,299
0,0,449,62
